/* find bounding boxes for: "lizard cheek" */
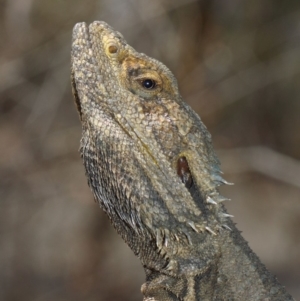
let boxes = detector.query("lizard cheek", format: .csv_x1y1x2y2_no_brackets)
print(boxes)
177,156,193,189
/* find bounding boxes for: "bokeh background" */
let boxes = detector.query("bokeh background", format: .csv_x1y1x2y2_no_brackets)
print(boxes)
1,0,300,300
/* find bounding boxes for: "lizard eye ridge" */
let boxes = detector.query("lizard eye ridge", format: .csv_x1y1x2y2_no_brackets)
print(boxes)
142,79,156,89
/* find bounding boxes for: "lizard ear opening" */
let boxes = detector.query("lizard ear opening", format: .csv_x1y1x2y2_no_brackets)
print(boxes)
177,156,193,189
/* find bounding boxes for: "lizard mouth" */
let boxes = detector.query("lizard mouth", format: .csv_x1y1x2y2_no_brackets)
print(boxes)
71,22,90,119
71,22,107,118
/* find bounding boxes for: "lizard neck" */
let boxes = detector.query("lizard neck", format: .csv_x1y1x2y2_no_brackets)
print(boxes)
215,220,293,301
142,220,294,301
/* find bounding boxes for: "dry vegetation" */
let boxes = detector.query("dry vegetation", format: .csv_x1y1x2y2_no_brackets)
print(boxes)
0,0,299,300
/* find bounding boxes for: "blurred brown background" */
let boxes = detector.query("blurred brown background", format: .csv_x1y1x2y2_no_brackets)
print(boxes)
0,0,299,300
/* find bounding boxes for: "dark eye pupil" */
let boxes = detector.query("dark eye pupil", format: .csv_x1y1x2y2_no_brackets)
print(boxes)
142,79,156,89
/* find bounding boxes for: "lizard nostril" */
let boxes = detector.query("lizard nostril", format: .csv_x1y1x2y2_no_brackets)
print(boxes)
108,45,118,54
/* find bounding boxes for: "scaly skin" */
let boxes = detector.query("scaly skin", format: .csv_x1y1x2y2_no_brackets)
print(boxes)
71,21,295,301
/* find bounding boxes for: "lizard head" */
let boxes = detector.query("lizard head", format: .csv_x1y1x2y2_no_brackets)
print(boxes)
70,24,296,297
71,22,233,263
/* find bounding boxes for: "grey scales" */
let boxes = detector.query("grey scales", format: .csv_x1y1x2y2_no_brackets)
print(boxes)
71,21,295,301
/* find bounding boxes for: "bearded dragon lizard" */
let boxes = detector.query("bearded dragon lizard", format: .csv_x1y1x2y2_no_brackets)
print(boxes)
71,21,295,301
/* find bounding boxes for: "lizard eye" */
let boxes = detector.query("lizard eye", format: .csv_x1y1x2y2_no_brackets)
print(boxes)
123,66,162,98
141,79,156,89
